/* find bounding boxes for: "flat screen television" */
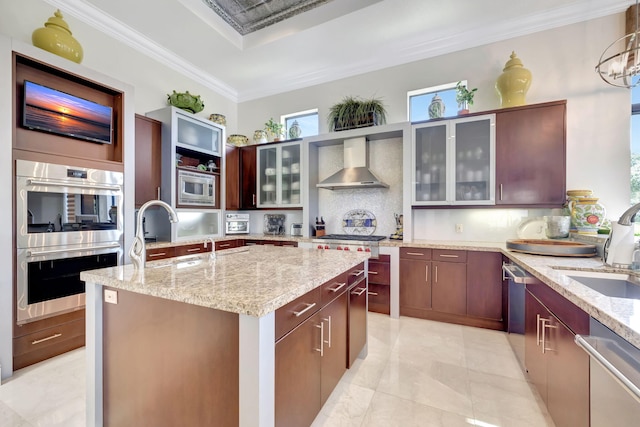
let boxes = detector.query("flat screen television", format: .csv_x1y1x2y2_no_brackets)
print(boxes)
22,80,113,144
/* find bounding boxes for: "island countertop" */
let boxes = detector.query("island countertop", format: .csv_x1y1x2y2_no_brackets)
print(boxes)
80,245,369,317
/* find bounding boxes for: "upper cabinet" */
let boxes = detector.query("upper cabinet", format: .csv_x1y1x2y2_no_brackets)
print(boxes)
412,114,495,206
173,110,222,157
257,141,302,208
226,145,257,210
495,101,566,207
134,114,162,207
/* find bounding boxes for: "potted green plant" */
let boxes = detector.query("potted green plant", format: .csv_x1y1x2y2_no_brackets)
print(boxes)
327,96,387,132
264,118,285,141
455,81,477,115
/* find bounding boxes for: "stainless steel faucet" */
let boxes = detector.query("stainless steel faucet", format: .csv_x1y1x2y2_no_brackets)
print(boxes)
204,236,216,260
129,200,179,269
617,202,640,225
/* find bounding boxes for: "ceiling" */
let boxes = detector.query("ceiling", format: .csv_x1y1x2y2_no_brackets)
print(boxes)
45,0,633,102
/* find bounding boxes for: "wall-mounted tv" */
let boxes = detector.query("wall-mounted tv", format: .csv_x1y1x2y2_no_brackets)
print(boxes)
22,80,113,144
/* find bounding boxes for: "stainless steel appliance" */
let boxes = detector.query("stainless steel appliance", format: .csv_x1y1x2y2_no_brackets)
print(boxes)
15,160,123,324
290,223,302,236
226,213,250,235
502,261,534,369
312,234,386,257
576,318,640,426
177,169,215,207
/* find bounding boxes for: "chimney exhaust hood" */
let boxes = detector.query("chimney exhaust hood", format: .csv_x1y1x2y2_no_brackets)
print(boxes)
316,137,389,190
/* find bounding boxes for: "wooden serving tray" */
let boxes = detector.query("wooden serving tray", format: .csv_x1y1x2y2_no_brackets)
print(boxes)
506,239,597,257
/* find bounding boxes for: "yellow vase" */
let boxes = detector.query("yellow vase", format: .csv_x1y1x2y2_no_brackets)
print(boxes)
32,10,83,63
495,51,531,108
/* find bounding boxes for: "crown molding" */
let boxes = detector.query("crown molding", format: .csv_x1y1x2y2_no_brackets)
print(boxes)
43,0,238,102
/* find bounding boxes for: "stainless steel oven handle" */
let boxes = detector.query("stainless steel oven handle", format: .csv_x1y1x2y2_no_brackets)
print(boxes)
575,334,640,403
27,178,121,192
27,242,121,257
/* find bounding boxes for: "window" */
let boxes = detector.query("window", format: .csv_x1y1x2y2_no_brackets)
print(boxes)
407,81,463,122
282,109,319,138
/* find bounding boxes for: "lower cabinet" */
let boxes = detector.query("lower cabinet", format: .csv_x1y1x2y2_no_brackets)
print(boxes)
524,281,589,427
400,247,504,330
348,264,367,367
368,255,390,314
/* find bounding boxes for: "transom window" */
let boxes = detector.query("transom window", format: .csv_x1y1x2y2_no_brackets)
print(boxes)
282,109,319,138
407,81,464,123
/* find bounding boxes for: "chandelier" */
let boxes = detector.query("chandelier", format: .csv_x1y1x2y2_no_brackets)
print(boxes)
596,1,640,88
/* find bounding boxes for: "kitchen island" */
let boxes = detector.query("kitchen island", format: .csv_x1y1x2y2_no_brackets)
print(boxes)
81,245,370,427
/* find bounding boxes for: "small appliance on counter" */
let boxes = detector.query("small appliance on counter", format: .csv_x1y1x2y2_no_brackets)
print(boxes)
290,223,303,237
390,213,403,240
226,213,249,235
264,214,285,235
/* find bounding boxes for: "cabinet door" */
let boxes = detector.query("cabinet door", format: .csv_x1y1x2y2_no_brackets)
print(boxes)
545,316,590,427
524,291,548,403
452,116,495,204
240,146,257,209
466,251,503,321
431,261,467,315
320,292,348,405
134,115,162,207
175,111,222,156
495,102,566,206
399,259,431,310
280,143,301,206
412,122,448,204
257,146,278,207
348,278,367,368
275,312,322,427
225,144,240,210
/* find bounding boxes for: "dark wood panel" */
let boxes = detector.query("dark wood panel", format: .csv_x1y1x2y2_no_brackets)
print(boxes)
320,292,348,405
214,240,240,251
275,287,321,341
240,145,257,209
524,290,548,403
399,306,504,331
368,283,390,315
400,247,432,260
320,272,348,307
432,261,467,315
526,278,589,335
135,114,162,207
399,258,431,310
348,278,367,367
145,246,176,261
103,288,239,427
13,317,84,356
433,249,467,263
14,308,84,337
225,144,240,210
13,334,84,370
174,242,211,256
466,251,503,321
368,257,390,285
495,102,566,206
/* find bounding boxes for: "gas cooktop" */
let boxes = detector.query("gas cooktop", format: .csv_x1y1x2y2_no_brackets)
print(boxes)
316,234,387,242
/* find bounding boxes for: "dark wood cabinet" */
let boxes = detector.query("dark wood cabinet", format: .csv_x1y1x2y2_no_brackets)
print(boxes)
134,114,163,207
225,144,257,209
145,246,176,261
347,264,367,368
431,250,467,316
174,242,212,257
214,239,240,251
320,292,348,405
495,101,566,207
399,248,432,315
466,251,503,325
524,280,589,427
368,255,390,314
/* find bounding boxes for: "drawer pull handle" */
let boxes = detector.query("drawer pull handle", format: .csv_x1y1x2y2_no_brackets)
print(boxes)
187,248,201,252
351,287,367,296
406,252,424,256
218,244,231,248
368,292,379,296
293,302,317,317
439,254,459,258
148,252,167,258
368,271,379,275
350,269,365,277
32,333,62,345
328,282,346,293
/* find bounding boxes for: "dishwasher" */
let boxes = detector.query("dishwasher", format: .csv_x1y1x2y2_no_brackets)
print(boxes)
575,318,640,426
502,261,534,370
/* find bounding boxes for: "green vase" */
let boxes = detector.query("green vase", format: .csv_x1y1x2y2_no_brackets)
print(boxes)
32,10,83,63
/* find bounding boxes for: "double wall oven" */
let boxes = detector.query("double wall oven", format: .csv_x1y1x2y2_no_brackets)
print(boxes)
15,160,123,324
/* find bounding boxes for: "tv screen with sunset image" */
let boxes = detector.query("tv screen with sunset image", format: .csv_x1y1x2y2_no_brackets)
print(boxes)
22,80,113,144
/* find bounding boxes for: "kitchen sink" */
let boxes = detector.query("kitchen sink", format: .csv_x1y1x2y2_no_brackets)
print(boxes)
560,270,640,299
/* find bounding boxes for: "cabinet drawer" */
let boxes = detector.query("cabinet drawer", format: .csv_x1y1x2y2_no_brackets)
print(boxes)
214,240,238,251
368,259,390,285
400,247,432,260
347,262,367,287
433,249,466,262
320,272,348,306
175,243,211,257
368,283,390,314
146,246,176,261
13,317,85,357
275,287,321,342
279,241,298,247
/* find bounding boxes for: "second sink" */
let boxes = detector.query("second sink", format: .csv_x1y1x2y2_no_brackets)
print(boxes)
563,270,640,299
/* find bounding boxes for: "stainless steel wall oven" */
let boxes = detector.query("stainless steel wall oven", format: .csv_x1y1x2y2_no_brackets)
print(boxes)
15,160,123,324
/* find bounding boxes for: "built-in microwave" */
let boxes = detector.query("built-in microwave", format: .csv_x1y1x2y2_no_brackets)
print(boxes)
226,213,250,234
177,169,215,207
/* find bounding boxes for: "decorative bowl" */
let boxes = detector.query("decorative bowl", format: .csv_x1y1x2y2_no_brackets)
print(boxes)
167,90,204,113
227,134,249,146
209,113,226,126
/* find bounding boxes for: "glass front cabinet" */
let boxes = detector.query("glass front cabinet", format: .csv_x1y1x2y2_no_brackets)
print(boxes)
257,141,302,208
412,114,495,206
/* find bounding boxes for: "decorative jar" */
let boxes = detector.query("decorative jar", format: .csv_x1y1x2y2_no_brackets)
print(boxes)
253,130,268,144
428,94,445,119
496,51,532,108
288,120,302,139
32,10,83,63
209,114,226,126
569,197,606,234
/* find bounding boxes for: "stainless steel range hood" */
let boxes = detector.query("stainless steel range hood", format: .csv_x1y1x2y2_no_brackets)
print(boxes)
316,137,389,190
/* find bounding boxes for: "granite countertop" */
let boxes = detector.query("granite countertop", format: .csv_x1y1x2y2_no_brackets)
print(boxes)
81,245,369,317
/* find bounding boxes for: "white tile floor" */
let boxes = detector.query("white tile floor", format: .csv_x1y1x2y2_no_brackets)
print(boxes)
0,313,554,427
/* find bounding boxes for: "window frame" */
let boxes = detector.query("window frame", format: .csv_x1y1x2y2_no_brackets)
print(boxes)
407,80,466,122
281,108,319,138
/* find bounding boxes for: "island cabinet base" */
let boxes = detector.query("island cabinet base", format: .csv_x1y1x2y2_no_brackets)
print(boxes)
102,287,239,427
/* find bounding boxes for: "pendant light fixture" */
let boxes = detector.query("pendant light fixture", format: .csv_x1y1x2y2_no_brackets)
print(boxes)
596,0,640,88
